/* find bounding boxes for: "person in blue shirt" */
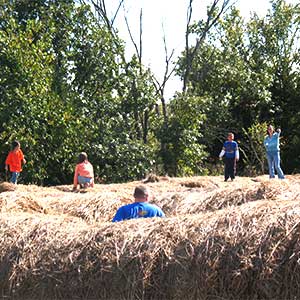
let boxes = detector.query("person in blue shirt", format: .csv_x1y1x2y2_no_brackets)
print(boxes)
112,185,165,222
264,125,285,179
219,132,239,182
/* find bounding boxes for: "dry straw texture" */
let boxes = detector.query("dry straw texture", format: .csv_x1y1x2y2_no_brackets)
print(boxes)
0,175,300,299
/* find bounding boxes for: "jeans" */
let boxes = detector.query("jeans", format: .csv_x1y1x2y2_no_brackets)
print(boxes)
78,175,93,184
10,172,20,184
266,151,285,179
224,157,236,181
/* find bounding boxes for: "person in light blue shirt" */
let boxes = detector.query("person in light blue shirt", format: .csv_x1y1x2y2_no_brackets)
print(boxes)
112,185,165,222
264,124,285,179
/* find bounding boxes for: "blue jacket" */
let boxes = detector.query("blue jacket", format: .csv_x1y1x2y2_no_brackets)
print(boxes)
264,132,280,153
223,141,238,158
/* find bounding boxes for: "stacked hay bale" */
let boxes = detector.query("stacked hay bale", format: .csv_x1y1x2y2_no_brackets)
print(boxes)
0,176,300,299
0,182,17,193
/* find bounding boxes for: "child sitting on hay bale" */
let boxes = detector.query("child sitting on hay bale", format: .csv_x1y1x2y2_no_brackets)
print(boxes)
73,152,94,191
112,185,165,222
219,132,239,182
5,140,26,184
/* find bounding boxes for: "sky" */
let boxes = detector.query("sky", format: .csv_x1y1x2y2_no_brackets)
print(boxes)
108,0,297,99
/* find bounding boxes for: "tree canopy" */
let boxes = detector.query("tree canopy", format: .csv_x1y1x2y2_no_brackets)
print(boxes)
0,0,299,185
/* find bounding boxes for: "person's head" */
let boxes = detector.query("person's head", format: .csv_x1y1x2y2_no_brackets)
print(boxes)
133,185,149,202
12,140,20,151
227,132,234,141
267,124,274,136
77,152,88,164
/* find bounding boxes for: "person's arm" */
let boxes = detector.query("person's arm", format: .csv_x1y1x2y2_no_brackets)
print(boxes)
112,207,124,222
73,165,79,189
219,149,225,158
20,150,26,165
158,208,165,218
90,163,94,187
90,178,94,187
5,153,11,171
276,129,281,142
235,149,239,161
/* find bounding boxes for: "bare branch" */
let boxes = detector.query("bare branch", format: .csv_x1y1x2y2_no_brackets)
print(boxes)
187,0,193,28
124,11,140,59
183,0,231,92
161,24,176,89
111,0,125,26
89,0,124,31
90,0,111,29
148,23,177,122
121,2,143,66
139,9,143,66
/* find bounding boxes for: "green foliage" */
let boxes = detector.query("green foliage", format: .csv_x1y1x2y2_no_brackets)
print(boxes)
157,94,208,176
176,0,300,175
239,122,268,176
0,0,158,184
1,0,300,183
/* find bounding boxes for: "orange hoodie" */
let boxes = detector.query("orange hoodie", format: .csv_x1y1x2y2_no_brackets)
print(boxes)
5,149,25,172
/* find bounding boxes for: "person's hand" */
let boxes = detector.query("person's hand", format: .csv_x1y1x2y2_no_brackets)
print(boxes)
276,128,281,133
5,165,8,171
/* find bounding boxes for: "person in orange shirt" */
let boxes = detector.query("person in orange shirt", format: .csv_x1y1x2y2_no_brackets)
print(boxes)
73,152,94,190
5,140,26,184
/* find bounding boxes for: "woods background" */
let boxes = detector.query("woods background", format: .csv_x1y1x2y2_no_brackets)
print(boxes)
0,0,299,185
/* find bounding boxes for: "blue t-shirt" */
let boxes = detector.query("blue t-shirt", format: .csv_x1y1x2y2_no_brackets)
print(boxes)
112,202,165,222
223,141,238,158
264,132,280,153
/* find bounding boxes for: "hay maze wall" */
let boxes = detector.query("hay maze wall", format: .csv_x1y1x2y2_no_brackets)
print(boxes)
1,175,300,299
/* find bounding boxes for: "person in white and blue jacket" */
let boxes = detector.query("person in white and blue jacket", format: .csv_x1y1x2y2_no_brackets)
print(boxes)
264,124,285,179
219,132,239,181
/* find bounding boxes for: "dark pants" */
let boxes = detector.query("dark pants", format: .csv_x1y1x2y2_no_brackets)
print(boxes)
224,157,236,181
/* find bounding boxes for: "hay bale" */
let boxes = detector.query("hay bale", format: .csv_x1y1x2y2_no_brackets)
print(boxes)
142,173,160,183
0,176,300,299
1,201,300,300
157,193,185,216
0,182,16,192
181,179,207,188
15,197,48,214
177,180,297,215
0,195,49,214
180,176,220,191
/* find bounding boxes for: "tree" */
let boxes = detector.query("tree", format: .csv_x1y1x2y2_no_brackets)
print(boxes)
0,0,159,184
240,122,267,176
176,0,300,175
254,0,300,172
157,93,208,176
183,0,230,93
